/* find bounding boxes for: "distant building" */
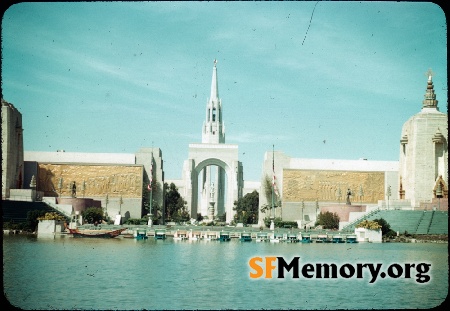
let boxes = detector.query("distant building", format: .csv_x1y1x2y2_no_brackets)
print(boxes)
3,69,446,228
259,72,448,227
21,148,164,221
258,151,399,227
1,98,24,199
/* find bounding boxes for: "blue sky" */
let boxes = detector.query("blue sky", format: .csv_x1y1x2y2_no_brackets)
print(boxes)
2,2,447,181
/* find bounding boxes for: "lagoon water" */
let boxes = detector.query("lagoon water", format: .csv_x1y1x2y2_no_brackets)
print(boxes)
3,234,448,310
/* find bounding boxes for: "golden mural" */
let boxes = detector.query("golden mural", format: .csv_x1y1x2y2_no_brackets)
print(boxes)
282,169,385,203
37,164,143,198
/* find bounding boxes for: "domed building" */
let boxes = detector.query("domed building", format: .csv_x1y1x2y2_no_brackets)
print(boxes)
398,72,448,208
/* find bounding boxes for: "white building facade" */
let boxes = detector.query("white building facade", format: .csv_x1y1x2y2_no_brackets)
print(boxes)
22,147,164,220
1,99,24,199
258,72,448,227
398,74,448,207
179,60,244,223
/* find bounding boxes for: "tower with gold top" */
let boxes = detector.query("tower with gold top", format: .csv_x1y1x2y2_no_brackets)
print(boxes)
398,70,448,207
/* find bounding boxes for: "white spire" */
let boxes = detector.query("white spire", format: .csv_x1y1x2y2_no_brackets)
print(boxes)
202,59,225,144
210,59,219,100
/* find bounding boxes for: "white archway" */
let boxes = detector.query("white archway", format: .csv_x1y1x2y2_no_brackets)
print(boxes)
182,143,243,223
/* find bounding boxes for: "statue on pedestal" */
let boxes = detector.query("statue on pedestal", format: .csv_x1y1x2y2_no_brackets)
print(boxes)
346,188,352,205
71,181,77,198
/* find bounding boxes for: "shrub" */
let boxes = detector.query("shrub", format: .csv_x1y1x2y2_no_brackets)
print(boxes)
385,230,397,239
316,212,340,229
37,212,66,221
263,217,298,228
372,218,391,235
356,219,381,230
124,218,147,225
280,221,298,228
81,207,104,224
196,213,204,222
24,210,47,232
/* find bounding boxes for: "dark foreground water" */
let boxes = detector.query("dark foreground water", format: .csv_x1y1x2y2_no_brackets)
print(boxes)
3,234,448,310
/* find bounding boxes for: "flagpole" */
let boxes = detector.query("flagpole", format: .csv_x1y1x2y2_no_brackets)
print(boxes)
270,144,275,231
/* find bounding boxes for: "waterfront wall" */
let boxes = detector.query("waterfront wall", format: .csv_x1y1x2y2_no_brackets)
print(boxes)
37,219,65,236
57,198,101,211
355,227,382,243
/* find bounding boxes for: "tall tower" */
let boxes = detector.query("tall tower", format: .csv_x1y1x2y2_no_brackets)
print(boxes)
199,60,226,219
202,59,225,144
399,70,448,208
182,60,243,223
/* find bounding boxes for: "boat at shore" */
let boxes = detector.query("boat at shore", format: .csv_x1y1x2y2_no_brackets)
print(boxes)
301,233,312,243
173,229,188,241
270,233,284,243
315,234,329,243
202,231,218,241
239,232,252,242
134,228,148,240
346,234,358,243
286,233,299,243
188,230,202,241
332,235,345,243
155,229,167,240
67,227,127,238
255,232,269,242
218,231,231,241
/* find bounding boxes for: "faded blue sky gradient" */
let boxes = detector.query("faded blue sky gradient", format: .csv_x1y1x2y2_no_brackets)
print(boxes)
1,2,447,181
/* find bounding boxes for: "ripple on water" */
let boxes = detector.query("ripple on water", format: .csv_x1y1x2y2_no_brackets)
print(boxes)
3,235,448,310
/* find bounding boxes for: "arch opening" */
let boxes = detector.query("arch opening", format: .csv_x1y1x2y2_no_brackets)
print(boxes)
189,157,235,222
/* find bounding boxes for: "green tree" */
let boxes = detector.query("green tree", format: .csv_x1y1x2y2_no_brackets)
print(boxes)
172,208,190,223
143,180,162,216
81,207,104,224
373,218,396,237
263,174,273,203
263,174,281,203
373,218,390,234
261,175,281,216
196,213,204,222
263,216,281,228
164,182,188,222
25,210,47,232
233,190,259,225
316,211,340,229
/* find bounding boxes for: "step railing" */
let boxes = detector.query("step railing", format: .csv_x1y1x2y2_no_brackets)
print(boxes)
42,199,72,218
426,211,435,234
414,211,426,234
341,208,380,232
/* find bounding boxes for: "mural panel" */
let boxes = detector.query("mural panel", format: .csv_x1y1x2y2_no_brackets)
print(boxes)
37,163,143,198
283,169,384,203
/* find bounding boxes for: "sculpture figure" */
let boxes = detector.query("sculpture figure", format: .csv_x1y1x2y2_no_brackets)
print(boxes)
71,181,77,198
346,188,352,205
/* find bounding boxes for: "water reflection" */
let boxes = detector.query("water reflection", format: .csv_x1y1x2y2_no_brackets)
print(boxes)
3,235,447,310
